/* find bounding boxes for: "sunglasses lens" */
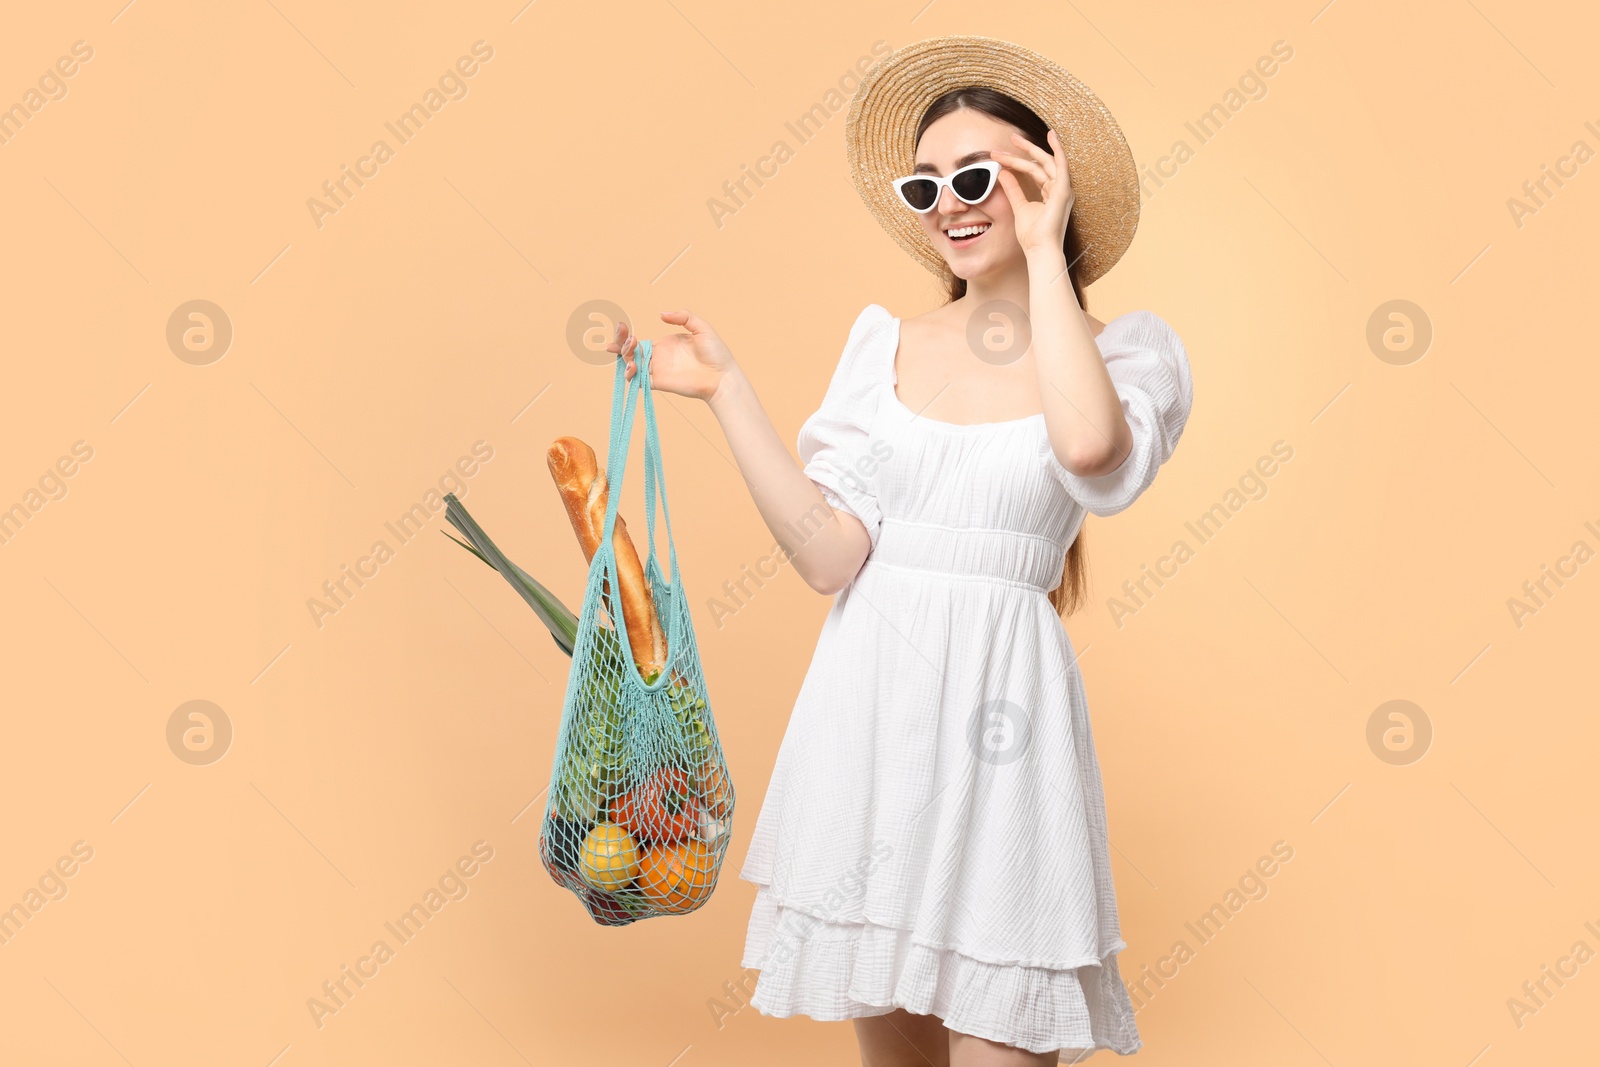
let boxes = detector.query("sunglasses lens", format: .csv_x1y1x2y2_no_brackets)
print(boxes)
951,166,994,203
899,178,939,211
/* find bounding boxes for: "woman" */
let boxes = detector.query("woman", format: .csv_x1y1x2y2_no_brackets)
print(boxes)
609,35,1193,1066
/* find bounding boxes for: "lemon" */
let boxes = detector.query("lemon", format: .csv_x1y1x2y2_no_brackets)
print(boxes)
579,823,640,891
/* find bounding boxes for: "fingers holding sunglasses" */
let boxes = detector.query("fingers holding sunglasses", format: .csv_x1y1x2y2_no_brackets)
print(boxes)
994,153,1048,199
992,164,1032,216
997,134,1055,189
1011,131,1060,181
1034,129,1076,209
1044,129,1075,205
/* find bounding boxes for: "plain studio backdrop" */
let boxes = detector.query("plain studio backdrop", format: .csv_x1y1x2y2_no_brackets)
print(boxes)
0,1,1595,1064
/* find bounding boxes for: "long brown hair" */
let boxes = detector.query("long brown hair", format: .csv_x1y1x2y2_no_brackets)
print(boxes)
914,86,1090,617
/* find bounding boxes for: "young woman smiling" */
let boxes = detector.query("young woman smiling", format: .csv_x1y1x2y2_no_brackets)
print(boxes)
609,35,1193,1067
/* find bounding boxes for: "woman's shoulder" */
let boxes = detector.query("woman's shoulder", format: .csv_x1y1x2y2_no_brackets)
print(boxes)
853,302,897,329
841,302,898,345
1097,308,1185,356
1097,310,1194,414
815,304,896,391
835,304,898,370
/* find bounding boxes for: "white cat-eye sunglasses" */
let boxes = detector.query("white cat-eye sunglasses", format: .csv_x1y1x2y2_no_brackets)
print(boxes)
891,161,1001,214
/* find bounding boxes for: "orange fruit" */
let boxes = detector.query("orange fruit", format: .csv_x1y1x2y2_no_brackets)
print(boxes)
579,823,640,891
637,840,716,913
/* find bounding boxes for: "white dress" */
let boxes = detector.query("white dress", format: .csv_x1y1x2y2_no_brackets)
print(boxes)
738,303,1195,1059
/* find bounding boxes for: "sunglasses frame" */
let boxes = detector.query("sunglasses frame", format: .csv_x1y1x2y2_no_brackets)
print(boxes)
891,160,1002,215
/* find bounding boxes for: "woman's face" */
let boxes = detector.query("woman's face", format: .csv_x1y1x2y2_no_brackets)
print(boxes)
910,108,1043,279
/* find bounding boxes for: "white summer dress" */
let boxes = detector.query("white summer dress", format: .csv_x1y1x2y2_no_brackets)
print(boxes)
738,303,1194,1059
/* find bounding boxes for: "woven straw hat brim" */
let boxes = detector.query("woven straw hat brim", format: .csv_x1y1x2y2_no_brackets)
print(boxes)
846,35,1139,288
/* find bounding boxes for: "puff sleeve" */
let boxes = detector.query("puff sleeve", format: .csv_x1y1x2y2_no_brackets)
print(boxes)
796,304,890,550
1039,310,1194,517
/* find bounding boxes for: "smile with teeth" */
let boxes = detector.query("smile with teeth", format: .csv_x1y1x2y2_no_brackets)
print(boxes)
945,223,990,242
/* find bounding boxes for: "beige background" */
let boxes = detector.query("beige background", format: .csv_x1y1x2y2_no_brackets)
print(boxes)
2,0,1596,1063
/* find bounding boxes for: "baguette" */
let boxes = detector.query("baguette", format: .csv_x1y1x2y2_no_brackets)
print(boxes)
547,436,669,680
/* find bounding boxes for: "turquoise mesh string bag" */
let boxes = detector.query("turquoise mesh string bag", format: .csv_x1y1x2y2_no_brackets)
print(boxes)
538,339,735,925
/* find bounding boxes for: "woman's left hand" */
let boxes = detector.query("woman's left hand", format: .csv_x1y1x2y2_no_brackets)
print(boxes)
995,128,1075,257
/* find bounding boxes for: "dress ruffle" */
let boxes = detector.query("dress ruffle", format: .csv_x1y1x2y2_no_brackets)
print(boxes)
741,886,1142,1059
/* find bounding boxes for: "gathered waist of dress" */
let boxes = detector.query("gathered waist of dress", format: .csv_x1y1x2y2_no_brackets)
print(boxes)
866,517,1067,594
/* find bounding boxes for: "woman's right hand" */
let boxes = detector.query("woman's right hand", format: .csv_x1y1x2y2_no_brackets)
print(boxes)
607,310,737,403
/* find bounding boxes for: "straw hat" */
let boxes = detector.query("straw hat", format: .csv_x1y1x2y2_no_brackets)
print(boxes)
845,34,1140,287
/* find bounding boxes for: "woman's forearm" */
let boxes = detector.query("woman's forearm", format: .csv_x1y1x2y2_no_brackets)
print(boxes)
1028,245,1133,475
706,364,871,596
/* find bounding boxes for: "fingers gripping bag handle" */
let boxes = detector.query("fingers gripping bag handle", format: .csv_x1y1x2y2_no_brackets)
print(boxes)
538,339,736,926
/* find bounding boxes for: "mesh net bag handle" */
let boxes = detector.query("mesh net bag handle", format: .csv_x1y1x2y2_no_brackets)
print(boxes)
599,339,683,678
538,339,735,925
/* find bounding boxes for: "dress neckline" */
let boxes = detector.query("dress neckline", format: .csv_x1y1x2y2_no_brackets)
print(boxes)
883,310,1132,431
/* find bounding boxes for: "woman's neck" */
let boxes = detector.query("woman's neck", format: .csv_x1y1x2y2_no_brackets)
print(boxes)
958,252,1036,313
